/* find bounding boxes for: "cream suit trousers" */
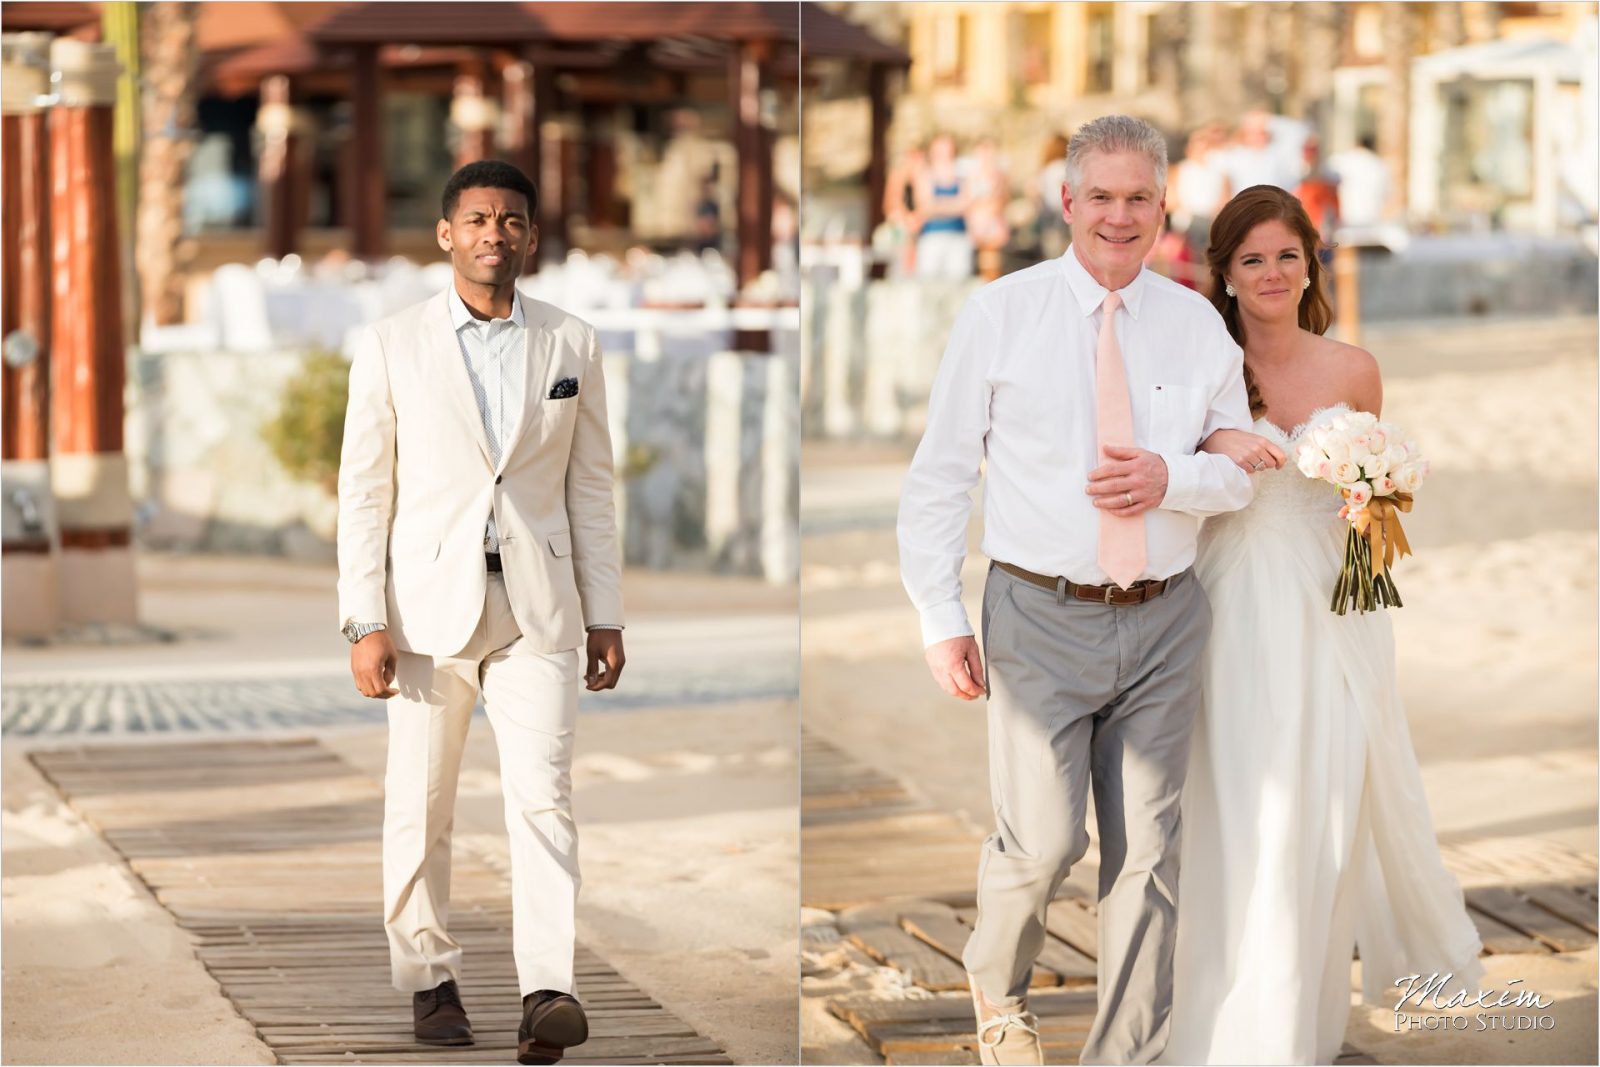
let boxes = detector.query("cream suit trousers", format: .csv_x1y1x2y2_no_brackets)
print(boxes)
382,571,580,997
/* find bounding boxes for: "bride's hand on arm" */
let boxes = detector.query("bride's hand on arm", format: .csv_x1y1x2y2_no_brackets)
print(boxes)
1199,429,1287,473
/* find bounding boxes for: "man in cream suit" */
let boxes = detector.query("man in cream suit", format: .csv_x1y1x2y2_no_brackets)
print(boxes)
898,116,1254,1065
337,160,623,1065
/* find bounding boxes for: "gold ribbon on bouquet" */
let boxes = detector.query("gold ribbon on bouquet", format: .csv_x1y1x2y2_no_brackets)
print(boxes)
1345,491,1414,576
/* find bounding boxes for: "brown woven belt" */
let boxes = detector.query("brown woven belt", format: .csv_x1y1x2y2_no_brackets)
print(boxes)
996,561,1170,605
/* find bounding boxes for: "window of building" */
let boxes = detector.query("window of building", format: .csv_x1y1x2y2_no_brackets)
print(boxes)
933,11,968,87
1085,3,1114,95
1020,9,1053,86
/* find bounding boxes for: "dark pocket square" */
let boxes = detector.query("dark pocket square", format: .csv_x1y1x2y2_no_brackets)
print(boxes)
548,377,579,400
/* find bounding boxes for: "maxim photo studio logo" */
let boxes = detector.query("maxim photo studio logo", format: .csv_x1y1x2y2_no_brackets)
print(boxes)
1392,973,1555,1032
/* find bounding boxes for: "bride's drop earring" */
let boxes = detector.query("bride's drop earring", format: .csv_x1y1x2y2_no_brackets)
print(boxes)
1225,283,1236,298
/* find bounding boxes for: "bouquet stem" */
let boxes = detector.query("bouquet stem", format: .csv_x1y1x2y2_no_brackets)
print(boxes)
1332,525,1405,615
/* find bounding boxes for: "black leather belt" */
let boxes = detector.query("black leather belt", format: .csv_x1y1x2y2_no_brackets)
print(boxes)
486,552,503,573
996,561,1170,605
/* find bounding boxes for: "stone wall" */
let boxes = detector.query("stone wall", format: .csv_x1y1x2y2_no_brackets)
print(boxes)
126,343,799,584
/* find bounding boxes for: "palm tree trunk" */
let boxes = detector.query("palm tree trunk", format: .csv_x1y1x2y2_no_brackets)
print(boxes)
136,1,199,328
1380,2,1417,220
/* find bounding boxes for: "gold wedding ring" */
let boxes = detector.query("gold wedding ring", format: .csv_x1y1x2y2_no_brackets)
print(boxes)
1124,492,1134,507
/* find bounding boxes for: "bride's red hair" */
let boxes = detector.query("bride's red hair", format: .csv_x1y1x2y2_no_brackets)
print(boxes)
1205,185,1334,415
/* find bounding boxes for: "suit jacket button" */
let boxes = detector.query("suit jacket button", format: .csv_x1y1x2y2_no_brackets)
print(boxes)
495,475,502,484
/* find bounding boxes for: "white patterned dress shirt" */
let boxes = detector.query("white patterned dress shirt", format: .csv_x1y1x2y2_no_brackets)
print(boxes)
448,284,527,554
897,248,1256,647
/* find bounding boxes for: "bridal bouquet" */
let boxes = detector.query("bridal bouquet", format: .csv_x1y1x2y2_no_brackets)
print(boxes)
1293,411,1429,615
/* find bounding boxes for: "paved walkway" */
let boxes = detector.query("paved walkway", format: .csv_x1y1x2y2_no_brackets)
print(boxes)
3,558,797,740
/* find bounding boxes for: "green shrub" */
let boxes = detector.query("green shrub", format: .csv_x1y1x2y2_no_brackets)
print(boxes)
263,349,349,495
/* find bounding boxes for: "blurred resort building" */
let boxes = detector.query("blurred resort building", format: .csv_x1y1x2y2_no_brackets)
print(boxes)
800,2,1598,444
0,2,882,639
806,1,1598,238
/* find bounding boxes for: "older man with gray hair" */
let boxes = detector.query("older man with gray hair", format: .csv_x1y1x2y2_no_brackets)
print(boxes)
897,115,1254,1065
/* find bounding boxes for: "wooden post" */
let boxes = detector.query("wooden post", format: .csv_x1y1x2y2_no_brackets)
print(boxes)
48,36,138,625
585,104,618,228
451,58,495,169
530,62,554,271
348,43,385,260
258,74,300,260
1,33,59,637
2,34,52,467
732,39,774,289
866,63,890,236
509,54,549,274
1333,242,1361,346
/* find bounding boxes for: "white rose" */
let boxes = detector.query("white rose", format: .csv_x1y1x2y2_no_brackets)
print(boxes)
1372,475,1398,496
1311,425,1339,451
1361,453,1388,479
1296,448,1323,479
1393,464,1424,493
1381,444,1407,469
1348,433,1374,459
1332,459,1361,484
1346,411,1378,430
1345,481,1373,508
1325,441,1352,464
1368,427,1388,452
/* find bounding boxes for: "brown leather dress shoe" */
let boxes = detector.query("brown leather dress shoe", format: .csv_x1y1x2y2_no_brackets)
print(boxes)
518,990,588,1064
413,979,474,1046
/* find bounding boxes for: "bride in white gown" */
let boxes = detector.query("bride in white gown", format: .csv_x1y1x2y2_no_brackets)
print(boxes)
1159,187,1485,1066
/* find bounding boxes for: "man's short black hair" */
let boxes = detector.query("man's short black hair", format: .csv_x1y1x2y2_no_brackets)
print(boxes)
1357,134,1377,153
441,159,538,221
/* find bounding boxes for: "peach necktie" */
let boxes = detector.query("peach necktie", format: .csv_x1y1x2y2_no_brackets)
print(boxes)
1096,291,1147,589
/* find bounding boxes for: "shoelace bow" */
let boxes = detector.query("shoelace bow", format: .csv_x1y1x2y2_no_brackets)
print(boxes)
427,982,464,1011
978,1010,1039,1048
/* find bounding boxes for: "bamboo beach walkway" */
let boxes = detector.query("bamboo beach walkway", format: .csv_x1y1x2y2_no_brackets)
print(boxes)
800,728,1598,1066
29,737,730,1065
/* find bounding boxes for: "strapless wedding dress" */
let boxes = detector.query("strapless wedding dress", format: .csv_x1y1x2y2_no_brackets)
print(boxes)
1160,404,1484,1065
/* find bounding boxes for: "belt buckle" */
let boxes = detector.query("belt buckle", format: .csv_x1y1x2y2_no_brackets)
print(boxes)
1103,585,1116,605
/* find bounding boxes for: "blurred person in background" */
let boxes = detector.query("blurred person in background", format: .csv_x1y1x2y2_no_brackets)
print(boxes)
1168,123,1232,281
967,138,1012,281
1036,133,1071,260
692,168,724,255
914,133,974,280
1221,110,1297,193
1326,134,1391,229
1147,211,1202,291
1295,136,1341,252
881,143,927,277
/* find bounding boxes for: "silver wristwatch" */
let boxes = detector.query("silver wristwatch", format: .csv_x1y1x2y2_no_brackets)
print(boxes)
342,620,387,644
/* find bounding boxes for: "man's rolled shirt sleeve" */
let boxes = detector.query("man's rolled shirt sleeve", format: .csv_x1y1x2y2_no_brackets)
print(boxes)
898,298,994,647
1158,332,1255,517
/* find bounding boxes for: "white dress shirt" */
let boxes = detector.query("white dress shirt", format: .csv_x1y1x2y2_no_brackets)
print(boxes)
449,285,528,554
898,248,1255,647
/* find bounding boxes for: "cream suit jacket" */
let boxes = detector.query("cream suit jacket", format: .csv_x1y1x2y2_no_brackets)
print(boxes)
336,288,623,657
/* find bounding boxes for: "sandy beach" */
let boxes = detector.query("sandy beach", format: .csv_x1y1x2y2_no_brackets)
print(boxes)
3,561,798,1065
800,314,1599,1064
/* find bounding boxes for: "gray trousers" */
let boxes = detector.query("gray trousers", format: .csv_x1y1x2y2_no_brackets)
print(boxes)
962,562,1211,1066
